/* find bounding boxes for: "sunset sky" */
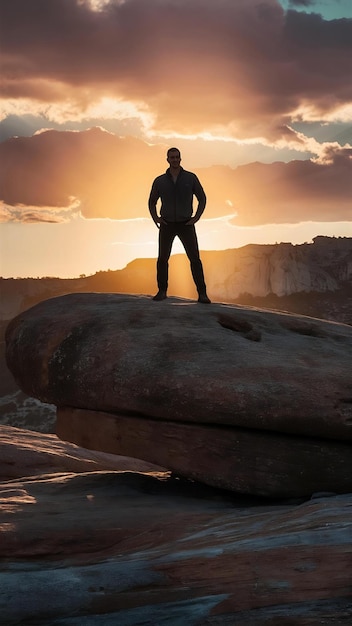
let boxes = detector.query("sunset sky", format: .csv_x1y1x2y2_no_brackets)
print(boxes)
0,0,351,278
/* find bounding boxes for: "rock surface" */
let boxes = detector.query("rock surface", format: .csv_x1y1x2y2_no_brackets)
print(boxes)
57,406,352,498
5,293,352,441
1,426,352,625
5,292,352,498
0,424,163,480
1,318,57,434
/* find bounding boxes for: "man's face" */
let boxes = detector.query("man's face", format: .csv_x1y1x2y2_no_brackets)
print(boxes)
167,151,181,169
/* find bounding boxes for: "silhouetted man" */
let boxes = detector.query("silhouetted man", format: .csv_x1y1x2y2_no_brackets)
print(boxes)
148,147,211,303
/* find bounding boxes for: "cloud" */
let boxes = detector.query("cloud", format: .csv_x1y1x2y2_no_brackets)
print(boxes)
0,0,351,143
0,128,351,226
0,198,80,223
0,129,166,219
200,146,352,225
288,0,315,7
223,150,352,226
1,0,351,227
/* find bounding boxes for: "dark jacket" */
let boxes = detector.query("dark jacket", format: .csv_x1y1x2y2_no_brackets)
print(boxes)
148,167,206,223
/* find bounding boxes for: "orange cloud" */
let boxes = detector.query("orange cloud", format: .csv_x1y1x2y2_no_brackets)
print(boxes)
201,151,352,225
0,129,166,219
0,129,351,226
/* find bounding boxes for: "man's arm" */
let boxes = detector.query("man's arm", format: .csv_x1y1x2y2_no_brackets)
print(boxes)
148,181,162,227
186,175,206,225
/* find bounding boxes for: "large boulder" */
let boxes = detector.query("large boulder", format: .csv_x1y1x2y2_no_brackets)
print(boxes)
5,293,352,440
5,293,352,497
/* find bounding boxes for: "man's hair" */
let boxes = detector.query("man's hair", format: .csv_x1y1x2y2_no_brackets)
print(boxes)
167,147,181,157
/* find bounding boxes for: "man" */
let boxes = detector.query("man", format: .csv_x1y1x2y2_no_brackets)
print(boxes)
148,147,211,303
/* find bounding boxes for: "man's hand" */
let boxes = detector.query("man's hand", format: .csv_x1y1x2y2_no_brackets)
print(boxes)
154,217,167,228
185,216,199,225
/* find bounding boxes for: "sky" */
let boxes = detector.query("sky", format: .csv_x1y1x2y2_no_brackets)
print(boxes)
0,0,351,278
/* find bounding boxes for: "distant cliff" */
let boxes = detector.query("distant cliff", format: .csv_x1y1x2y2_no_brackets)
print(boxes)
1,236,351,323
204,236,352,300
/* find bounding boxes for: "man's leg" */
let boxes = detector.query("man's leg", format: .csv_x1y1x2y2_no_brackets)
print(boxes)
177,224,210,302
154,223,175,299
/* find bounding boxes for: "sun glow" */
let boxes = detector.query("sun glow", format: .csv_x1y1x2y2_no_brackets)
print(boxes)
80,0,127,10
80,97,154,126
0,0,351,280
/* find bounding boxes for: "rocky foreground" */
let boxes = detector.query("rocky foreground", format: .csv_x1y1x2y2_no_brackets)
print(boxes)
1,425,352,625
3,293,352,623
5,292,352,497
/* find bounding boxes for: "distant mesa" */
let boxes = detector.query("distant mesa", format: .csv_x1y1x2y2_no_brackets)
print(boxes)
5,291,352,498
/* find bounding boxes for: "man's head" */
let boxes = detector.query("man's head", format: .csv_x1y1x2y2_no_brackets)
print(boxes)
167,147,181,169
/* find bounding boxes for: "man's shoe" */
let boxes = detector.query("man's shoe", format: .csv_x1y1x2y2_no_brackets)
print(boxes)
153,290,167,301
198,293,211,304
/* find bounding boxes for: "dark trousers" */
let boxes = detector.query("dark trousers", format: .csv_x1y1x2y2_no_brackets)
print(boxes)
157,222,207,294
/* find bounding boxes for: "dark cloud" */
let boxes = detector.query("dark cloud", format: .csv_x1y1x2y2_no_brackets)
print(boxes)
0,129,351,226
288,0,315,7
284,10,352,49
0,0,351,140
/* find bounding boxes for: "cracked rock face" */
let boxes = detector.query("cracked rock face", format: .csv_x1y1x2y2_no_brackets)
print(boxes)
5,293,352,497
